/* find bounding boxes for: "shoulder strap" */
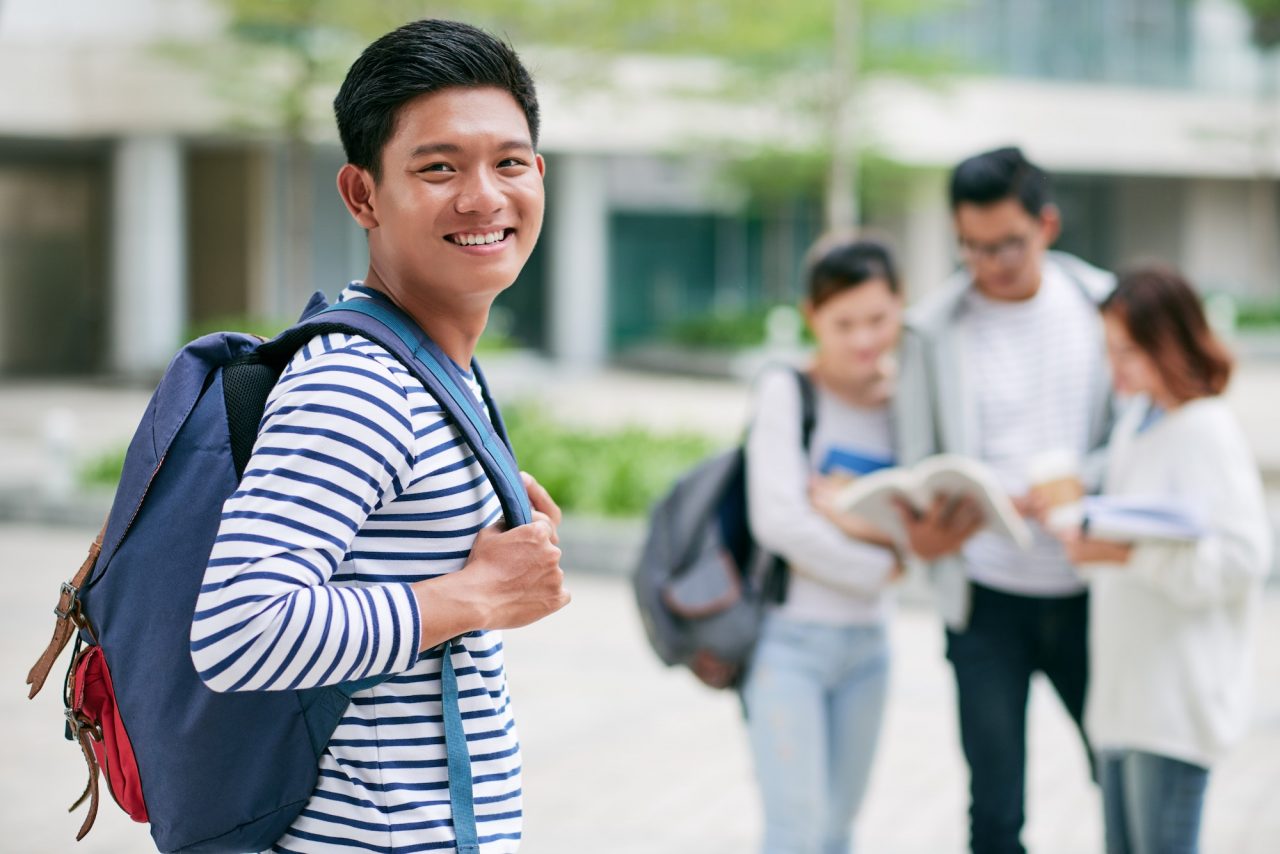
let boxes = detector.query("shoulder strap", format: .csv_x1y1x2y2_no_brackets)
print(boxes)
794,368,817,451
256,297,532,530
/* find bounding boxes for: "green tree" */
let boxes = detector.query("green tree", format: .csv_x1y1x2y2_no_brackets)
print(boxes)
1243,0,1280,50
202,0,949,247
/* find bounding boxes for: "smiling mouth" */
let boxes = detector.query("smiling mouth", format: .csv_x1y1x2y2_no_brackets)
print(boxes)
447,228,513,246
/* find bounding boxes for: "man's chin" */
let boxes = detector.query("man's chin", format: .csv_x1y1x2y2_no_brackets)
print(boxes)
978,278,1038,301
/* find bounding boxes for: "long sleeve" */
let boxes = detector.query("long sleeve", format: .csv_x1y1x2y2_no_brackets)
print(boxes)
1119,403,1271,611
191,338,423,693
746,370,897,597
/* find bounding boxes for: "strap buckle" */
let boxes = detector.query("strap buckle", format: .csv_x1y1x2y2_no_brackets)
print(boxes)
54,582,81,622
64,708,101,742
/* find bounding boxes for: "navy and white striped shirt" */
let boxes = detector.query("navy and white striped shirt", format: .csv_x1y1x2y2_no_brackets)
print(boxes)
191,285,522,853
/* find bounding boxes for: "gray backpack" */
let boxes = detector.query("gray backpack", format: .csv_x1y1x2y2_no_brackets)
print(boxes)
632,368,815,689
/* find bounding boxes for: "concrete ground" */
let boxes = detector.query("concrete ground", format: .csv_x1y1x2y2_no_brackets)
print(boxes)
3,522,1279,853
3,357,1280,852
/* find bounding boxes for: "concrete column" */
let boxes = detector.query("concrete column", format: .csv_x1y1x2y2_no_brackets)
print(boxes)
1183,177,1279,299
900,169,954,300
548,154,609,368
110,135,186,376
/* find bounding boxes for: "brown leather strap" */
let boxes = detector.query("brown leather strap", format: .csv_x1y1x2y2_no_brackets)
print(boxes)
26,522,106,699
71,724,101,841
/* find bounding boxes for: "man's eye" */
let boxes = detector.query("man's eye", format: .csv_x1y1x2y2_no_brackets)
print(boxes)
499,158,526,169
419,163,453,173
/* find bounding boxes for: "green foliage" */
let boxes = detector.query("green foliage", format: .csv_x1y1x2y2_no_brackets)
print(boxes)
503,406,720,517
1242,0,1280,50
665,305,778,348
79,446,127,490
1235,299,1280,329
78,405,714,518
186,315,292,343
720,148,830,209
199,0,962,221
662,304,816,349
183,314,514,351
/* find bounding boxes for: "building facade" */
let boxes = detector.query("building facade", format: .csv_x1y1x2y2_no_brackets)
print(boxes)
1,0,1277,376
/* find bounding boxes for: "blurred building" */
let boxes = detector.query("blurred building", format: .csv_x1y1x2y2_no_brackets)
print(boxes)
1,0,1278,376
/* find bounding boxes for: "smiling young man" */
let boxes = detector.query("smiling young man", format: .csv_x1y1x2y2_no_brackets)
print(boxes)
894,147,1115,854
189,20,569,853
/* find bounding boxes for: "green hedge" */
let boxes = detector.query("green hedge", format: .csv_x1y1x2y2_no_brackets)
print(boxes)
1235,300,1280,329
503,406,719,517
663,304,814,349
78,405,719,518
185,315,516,353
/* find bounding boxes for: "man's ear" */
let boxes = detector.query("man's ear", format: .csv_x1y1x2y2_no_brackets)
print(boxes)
1039,203,1062,247
535,153,546,177
800,297,817,332
337,164,379,229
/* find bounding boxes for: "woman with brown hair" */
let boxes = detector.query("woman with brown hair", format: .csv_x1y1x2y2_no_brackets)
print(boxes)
1055,265,1272,854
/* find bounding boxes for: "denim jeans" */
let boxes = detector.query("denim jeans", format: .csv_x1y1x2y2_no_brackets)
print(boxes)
1099,750,1209,854
742,613,890,854
945,582,1091,854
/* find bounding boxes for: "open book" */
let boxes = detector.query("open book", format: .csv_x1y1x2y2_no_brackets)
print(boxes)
834,454,1033,550
1081,496,1205,543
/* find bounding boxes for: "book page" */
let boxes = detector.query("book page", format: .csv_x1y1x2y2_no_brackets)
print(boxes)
835,454,1032,550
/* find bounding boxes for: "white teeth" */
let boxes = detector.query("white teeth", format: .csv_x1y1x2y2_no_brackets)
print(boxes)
453,230,506,246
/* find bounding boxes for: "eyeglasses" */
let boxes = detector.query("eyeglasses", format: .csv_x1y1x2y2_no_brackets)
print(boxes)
958,234,1031,268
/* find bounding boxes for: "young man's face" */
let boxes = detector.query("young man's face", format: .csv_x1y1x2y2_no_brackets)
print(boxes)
953,197,1060,302
364,86,545,304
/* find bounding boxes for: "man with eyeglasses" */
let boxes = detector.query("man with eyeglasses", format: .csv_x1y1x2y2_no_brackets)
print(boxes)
893,146,1115,854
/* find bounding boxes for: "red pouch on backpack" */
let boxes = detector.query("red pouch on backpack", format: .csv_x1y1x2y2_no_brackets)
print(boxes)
70,645,148,823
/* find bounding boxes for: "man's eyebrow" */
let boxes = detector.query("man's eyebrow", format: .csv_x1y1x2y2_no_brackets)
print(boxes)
407,140,534,159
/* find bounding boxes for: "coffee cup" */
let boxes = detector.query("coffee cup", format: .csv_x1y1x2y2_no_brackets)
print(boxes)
1026,449,1084,531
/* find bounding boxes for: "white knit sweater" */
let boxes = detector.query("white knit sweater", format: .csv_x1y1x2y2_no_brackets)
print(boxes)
1085,395,1272,768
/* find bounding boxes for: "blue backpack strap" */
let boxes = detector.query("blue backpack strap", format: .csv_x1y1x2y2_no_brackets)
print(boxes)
310,297,532,528
441,638,479,854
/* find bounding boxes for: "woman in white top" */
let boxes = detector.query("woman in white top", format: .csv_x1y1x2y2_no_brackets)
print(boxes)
1056,265,1272,854
743,235,906,854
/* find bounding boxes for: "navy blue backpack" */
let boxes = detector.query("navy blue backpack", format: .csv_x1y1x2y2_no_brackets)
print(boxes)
26,290,531,853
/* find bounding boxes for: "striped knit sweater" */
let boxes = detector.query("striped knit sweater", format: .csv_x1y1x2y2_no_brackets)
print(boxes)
190,285,522,853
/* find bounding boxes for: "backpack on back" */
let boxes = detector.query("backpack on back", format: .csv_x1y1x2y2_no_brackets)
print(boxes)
632,368,815,689
25,290,530,853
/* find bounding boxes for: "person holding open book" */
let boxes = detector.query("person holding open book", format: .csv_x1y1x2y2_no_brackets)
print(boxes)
742,235,904,854
893,147,1116,854
1049,265,1272,854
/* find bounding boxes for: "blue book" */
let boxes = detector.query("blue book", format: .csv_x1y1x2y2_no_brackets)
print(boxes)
1081,496,1205,542
819,446,896,478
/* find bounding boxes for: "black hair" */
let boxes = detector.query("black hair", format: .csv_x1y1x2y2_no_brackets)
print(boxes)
805,235,900,307
949,146,1052,216
333,19,540,181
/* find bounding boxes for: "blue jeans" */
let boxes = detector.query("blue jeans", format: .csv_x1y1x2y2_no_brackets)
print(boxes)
742,614,890,854
945,582,1091,854
1099,750,1209,854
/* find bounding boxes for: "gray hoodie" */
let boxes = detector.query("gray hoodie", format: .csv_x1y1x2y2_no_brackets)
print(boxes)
892,250,1116,629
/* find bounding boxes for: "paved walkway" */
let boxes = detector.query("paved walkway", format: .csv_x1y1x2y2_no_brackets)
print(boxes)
3,358,1280,850
3,522,1279,853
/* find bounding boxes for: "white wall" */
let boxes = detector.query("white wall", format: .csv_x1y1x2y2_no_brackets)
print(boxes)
1183,178,1280,297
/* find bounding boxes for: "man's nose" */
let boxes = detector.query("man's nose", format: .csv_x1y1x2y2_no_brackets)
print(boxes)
455,169,504,214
